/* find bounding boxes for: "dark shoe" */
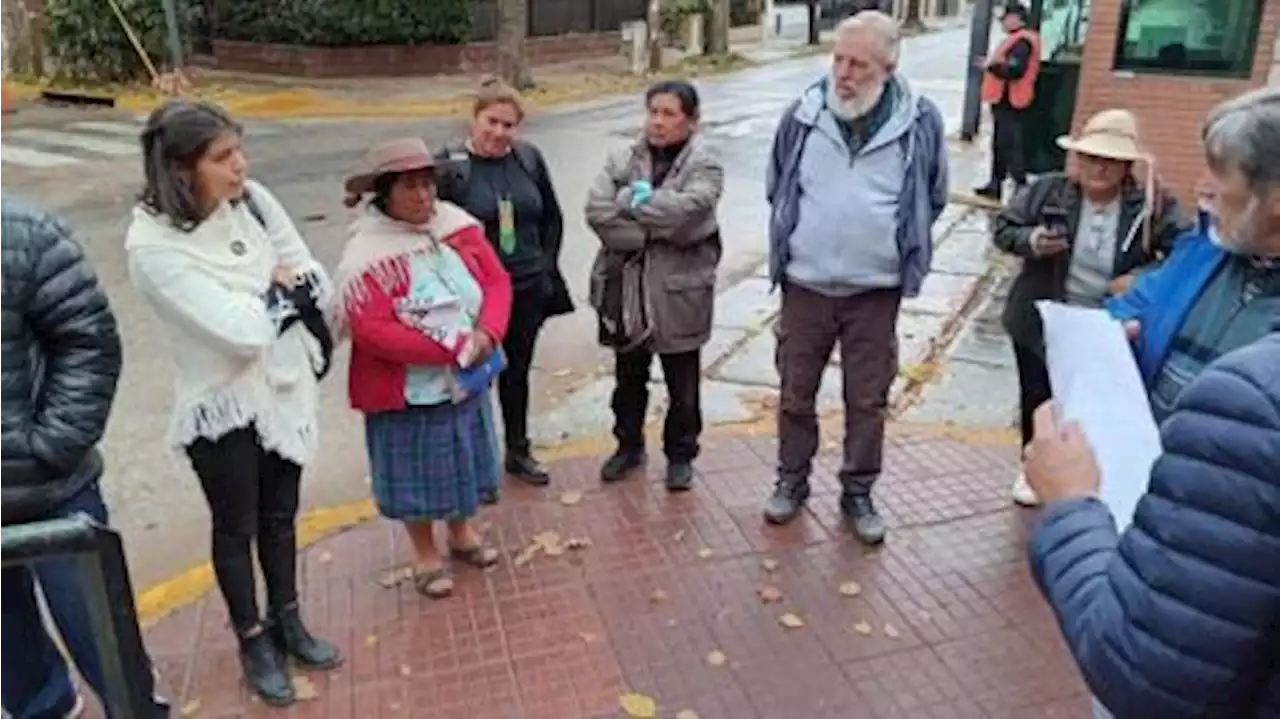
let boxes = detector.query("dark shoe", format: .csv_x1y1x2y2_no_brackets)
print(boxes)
505,451,550,486
665,461,695,492
763,480,810,525
974,183,1002,202
841,493,887,545
238,631,295,707
480,487,500,505
601,448,646,483
268,604,344,670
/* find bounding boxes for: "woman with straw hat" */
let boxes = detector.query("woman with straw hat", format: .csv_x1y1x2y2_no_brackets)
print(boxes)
991,108,1190,507
333,138,511,599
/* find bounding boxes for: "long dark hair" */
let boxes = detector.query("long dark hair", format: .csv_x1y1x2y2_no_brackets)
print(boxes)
138,100,243,231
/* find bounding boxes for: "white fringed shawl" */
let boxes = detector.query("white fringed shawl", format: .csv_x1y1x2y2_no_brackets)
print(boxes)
330,200,482,338
126,180,331,466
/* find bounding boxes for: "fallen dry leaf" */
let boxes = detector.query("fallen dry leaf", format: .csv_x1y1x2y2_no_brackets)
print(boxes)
665,618,679,628
543,543,567,557
293,675,320,701
566,535,592,550
553,368,573,378
513,544,540,567
884,623,901,638
533,530,563,548
696,547,714,560
778,612,806,629
364,634,379,647
705,649,727,667
675,711,701,719
578,631,599,643
559,490,584,506
180,699,202,717
761,557,780,572
619,692,658,718
851,620,873,636
838,581,862,597
757,585,783,603
398,664,412,677
317,551,333,564
649,588,669,604
389,702,402,711
672,529,687,542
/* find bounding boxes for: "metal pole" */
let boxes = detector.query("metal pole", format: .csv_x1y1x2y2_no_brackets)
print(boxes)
960,0,994,142
160,0,183,70
806,0,819,45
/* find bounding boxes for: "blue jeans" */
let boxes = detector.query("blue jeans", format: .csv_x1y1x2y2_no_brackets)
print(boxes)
1,482,170,719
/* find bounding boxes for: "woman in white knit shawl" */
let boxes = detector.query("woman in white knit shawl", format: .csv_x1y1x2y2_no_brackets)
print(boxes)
125,101,341,708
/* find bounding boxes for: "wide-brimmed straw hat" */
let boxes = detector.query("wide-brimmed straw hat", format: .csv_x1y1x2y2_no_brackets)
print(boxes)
344,137,435,198
1056,109,1146,162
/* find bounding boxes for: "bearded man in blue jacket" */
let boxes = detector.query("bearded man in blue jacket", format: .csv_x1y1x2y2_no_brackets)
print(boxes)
1025,86,1280,718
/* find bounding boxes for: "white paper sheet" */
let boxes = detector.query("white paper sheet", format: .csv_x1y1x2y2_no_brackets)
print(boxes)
1037,302,1162,531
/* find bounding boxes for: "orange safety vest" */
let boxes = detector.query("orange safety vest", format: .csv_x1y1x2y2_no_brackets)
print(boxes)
981,28,1042,110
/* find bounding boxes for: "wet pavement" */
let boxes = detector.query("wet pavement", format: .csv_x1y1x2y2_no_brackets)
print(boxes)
143,431,1088,719
0,23,989,586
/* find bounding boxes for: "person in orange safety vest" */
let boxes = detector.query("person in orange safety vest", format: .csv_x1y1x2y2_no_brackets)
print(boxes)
974,4,1041,203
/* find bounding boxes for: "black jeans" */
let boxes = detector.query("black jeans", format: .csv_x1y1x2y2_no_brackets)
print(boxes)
499,281,547,456
991,103,1028,187
186,427,302,634
1012,340,1052,448
612,347,702,462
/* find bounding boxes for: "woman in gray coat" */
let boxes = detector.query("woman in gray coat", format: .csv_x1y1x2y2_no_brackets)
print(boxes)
585,80,725,491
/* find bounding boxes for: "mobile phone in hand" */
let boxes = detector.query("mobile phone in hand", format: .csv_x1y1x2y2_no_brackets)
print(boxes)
1041,206,1070,236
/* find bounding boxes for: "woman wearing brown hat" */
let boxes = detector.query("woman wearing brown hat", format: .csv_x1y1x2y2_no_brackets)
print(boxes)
432,77,574,491
992,108,1190,507
333,137,511,599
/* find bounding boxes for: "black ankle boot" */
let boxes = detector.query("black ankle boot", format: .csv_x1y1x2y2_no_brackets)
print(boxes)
268,604,344,670
238,631,295,706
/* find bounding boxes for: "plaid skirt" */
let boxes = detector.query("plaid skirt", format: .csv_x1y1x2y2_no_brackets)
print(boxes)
364,392,500,521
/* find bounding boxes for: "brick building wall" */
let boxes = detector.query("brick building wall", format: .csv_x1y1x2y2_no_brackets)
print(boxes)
1071,0,1280,205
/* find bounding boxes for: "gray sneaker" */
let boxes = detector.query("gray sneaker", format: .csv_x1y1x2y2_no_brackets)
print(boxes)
841,494,887,545
763,480,810,525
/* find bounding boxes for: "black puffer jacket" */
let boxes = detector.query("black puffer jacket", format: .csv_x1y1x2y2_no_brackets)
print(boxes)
1,199,122,525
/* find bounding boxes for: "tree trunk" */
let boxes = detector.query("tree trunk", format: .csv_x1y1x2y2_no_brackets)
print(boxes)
806,0,819,45
706,0,730,54
902,0,926,32
646,0,662,72
496,0,534,90
2,0,37,76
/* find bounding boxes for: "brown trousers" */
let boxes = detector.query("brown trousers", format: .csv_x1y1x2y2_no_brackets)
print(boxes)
775,283,901,494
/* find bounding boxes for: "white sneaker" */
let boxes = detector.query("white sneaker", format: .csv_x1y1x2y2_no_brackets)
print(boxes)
1011,472,1041,507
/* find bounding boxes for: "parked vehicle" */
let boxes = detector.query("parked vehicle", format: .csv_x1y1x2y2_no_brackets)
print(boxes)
817,0,888,29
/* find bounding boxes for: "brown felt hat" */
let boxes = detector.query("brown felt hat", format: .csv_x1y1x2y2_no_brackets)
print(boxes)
343,137,436,198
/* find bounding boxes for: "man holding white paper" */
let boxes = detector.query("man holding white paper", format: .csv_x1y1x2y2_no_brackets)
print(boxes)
1024,85,1280,716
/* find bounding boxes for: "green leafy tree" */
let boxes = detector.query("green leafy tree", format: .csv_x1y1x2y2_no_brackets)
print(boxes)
44,0,201,83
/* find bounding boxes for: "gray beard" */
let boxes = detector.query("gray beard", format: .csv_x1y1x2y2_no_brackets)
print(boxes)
826,78,885,121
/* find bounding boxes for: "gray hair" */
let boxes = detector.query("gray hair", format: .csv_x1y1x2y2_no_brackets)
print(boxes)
139,100,243,231
1202,86,1280,197
836,10,902,65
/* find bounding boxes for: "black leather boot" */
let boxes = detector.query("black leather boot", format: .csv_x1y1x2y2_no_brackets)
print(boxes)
268,603,344,670
238,631,295,706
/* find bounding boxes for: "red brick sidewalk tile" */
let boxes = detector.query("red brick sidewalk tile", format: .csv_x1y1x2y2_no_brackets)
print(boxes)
144,431,1089,719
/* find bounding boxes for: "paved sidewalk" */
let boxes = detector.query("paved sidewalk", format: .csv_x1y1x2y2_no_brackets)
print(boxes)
145,431,1087,718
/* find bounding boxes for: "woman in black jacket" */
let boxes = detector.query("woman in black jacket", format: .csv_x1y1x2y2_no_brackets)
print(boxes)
433,77,574,491
992,108,1188,508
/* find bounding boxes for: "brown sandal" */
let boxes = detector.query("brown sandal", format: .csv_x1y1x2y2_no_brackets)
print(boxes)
413,565,455,598
449,543,500,569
